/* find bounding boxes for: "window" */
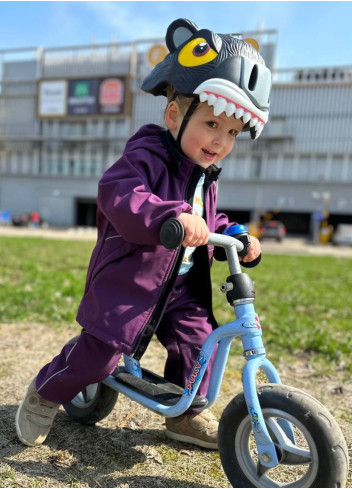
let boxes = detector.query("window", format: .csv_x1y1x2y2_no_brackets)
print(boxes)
313,155,327,181
282,155,296,180
268,117,285,135
265,155,280,180
297,155,311,180
346,157,352,181
249,156,262,179
330,156,344,182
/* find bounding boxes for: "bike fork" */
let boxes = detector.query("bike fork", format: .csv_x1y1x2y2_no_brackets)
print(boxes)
236,303,295,470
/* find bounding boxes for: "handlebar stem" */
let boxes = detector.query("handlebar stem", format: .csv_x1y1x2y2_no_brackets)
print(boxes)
207,233,244,275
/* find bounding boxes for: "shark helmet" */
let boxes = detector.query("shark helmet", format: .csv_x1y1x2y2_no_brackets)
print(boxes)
141,18,272,141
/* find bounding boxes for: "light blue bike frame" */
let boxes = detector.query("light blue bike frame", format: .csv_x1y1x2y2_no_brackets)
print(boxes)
102,233,294,468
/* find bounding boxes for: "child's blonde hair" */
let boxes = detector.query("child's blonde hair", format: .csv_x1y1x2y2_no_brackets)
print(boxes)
166,85,193,115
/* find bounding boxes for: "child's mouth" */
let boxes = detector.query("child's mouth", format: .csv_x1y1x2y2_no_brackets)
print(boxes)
202,148,216,160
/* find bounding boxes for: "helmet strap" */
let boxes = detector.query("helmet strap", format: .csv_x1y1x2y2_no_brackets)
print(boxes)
176,97,199,145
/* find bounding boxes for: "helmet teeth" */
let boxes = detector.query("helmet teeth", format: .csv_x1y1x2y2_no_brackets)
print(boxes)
255,121,262,131
213,98,227,116
255,124,264,138
242,112,251,124
225,103,236,117
208,94,217,106
235,108,244,119
249,117,258,128
199,92,208,103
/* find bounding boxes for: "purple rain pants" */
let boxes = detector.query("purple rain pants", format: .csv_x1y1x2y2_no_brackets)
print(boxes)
36,274,217,406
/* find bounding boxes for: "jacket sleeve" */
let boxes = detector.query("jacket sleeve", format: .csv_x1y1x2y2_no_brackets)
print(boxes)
214,211,232,234
97,153,193,245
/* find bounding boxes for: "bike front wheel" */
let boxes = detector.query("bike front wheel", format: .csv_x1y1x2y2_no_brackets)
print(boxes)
218,384,348,488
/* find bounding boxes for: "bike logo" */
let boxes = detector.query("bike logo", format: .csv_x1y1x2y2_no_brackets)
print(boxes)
184,352,207,396
242,316,261,330
249,406,262,432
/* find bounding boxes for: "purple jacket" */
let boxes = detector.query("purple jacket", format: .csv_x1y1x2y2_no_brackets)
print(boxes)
76,124,231,354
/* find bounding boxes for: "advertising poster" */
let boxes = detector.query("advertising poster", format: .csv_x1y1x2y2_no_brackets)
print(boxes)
98,77,126,114
38,80,67,117
67,79,98,116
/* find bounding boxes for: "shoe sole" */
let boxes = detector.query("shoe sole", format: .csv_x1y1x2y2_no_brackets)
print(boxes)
165,429,218,450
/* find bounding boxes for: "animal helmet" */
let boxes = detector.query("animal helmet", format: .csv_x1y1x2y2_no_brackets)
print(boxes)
141,19,272,139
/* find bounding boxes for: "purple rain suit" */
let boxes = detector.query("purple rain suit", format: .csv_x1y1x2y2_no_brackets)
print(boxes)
36,124,233,404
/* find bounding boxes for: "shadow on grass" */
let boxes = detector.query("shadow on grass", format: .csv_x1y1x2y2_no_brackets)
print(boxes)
0,406,217,488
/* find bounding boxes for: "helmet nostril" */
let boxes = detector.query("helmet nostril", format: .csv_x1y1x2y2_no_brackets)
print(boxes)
248,65,258,91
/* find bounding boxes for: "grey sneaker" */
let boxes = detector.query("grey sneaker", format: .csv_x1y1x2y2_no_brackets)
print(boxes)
15,378,60,446
165,409,218,449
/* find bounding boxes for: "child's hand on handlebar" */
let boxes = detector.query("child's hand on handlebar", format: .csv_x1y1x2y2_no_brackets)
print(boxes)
178,213,210,248
240,235,261,263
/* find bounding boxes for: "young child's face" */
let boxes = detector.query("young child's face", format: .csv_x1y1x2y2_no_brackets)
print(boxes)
178,102,244,168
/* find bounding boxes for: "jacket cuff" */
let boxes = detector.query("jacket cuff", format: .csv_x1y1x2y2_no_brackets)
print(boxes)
241,253,262,268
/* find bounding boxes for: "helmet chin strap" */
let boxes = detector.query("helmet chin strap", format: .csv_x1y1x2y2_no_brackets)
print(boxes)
176,97,199,145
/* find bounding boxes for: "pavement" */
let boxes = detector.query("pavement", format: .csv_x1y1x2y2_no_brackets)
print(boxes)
1,225,352,258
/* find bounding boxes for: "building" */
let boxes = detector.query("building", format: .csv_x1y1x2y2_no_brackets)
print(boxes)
0,31,351,234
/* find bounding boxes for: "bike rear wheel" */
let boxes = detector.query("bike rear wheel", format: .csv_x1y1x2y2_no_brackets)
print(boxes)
62,336,119,425
218,384,348,488
64,382,118,425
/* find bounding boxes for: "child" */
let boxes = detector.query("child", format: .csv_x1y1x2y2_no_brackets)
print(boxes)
16,18,271,450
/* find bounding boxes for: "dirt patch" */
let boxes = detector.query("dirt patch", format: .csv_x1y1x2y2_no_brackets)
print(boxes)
0,323,351,488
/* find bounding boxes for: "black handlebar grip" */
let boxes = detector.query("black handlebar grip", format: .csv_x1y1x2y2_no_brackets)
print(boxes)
160,218,185,249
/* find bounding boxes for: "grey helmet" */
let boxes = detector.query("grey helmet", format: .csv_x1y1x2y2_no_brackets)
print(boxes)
141,18,272,140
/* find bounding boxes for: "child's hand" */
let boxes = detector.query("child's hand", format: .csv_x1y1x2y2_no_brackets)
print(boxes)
178,213,210,247
240,235,261,263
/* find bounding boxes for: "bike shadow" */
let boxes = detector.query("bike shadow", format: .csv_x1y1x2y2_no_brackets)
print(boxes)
1,405,217,488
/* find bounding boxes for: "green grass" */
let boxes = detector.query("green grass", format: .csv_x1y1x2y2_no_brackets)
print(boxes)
0,237,93,326
212,253,352,370
1,236,351,370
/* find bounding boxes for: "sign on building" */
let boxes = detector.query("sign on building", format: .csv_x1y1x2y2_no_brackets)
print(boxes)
38,80,67,117
38,76,129,118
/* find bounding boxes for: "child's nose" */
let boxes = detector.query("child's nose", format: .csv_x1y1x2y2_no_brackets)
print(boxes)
213,132,226,145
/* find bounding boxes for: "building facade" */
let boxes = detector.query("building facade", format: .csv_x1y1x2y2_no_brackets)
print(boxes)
0,33,351,234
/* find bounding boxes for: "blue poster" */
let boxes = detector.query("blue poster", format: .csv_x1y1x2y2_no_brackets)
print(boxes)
67,79,98,116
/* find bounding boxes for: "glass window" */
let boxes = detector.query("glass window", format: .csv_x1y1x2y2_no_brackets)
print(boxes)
268,117,285,135
330,155,344,182
249,156,262,179
90,150,97,176
313,155,327,181
346,157,352,181
265,155,280,180
220,157,234,179
297,155,311,180
232,156,248,180
282,155,296,180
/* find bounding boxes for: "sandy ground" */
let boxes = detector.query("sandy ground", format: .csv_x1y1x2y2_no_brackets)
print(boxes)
0,322,351,488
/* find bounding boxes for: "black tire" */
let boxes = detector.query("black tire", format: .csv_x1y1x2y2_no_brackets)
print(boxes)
63,382,118,425
218,384,348,488
62,336,119,425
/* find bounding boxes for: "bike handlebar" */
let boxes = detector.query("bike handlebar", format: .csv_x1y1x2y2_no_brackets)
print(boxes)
159,218,244,275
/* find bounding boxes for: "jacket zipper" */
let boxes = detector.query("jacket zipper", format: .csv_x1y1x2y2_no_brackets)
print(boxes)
132,166,203,360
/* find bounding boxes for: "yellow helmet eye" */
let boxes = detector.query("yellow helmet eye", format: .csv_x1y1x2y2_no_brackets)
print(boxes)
178,37,218,67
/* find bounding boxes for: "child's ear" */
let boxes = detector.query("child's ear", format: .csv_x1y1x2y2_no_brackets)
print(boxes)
164,101,180,131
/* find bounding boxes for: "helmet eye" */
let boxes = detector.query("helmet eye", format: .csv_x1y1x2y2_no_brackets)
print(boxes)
178,37,218,67
193,42,210,57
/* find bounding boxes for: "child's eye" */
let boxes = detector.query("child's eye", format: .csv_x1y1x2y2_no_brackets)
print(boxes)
207,121,217,128
229,129,238,137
